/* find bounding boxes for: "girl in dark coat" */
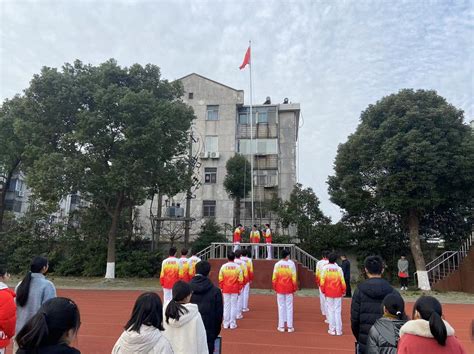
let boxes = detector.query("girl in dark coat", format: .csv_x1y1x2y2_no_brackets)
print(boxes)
367,293,407,354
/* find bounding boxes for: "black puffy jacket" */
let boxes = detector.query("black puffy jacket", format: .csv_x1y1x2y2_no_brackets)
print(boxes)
350,278,397,354
366,317,406,354
190,275,223,345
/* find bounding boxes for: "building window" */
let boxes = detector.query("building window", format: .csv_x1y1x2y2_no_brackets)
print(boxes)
203,200,216,217
70,194,81,204
205,136,218,153
207,105,219,120
239,112,249,125
238,138,278,155
204,168,217,184
188,92,194,99
257,111,268,123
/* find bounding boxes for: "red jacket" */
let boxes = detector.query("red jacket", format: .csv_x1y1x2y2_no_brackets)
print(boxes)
0,286,16,349
320,263,346,298
398,319,467,354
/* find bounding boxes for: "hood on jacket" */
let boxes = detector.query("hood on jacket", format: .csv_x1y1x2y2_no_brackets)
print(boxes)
376,317,406,346
116,325,163,352
189,275,214,294
165,303,200,328
358,278,394,300
400,319,455,339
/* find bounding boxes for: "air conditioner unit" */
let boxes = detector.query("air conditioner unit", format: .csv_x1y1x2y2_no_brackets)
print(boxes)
200,152,209,159
17,190,25,197
209,152,220,159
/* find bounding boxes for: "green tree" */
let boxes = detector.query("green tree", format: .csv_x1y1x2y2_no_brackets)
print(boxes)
192,218,227,254
223,154,251,225
328,89,474,290
20,59,194,278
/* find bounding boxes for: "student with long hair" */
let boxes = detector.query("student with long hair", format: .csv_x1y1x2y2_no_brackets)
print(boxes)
163,281,207,354
16,297,81,354
112,292,173,354
398,296,466,354
0,265,16,354
15,256,56,350
366,293,408,354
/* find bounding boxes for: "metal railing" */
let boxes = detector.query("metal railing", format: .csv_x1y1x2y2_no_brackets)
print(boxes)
414,232,473,287
195,242,319,272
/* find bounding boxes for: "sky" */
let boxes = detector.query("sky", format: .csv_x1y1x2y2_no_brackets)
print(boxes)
1,0,473,221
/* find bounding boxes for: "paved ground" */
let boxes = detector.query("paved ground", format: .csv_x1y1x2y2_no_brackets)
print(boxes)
8,288,473,354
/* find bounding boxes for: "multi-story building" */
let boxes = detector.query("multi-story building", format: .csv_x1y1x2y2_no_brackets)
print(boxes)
139,73,300,239
2,171,30,217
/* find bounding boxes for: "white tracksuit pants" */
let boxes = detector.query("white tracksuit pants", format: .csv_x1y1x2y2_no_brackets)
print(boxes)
326,297,342,334
266,244,272,259
237,289,244,316
233,242,240,251
252,244,259,259
319,287,327,316
243,283,250,309
277,293,294,329
223,293,239,327
163,288,173,304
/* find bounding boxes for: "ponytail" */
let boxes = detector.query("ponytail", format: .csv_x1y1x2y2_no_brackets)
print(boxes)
17,256,48,307
16,311,50,349
413,295,447,346
429,311,447,345
165,280,191,324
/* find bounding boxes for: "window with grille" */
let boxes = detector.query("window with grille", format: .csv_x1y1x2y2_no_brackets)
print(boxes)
205,136,218,153
206,105,219,120
204,168,217,184
202,200,216,217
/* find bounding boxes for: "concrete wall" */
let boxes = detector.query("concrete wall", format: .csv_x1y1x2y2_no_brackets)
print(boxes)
278,104,299,201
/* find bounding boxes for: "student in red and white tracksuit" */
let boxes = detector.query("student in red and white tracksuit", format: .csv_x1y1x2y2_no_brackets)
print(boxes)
218,252,243,329
233,250,249,319
0,267,15,354
178,248,191,282
160,247,183,303
233,224,244,251
264,224,272,260
320,253,346,336
188,251,201,279
249,225,261,259
272,250,297,332
240,249,253,312
315,251,329,319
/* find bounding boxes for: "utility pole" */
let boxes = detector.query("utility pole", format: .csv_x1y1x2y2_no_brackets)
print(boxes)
184,132,193,248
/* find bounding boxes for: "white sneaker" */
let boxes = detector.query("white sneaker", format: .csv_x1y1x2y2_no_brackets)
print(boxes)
223,324,229,329
230,324,238,329
242,308,250,312
328,330,336,336
288,327,295,333
336,332,343,336
277,327,285,332
236,314,243,320
324,319,329,324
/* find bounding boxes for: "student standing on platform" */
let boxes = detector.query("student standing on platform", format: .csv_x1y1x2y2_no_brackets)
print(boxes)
272,250,297,333
240,249,253,312
218,252,243,330
0,266,15,354
178,248,191,282
233,250,249,319
160,247,182,303
320,253,346,336
188,250,201,279
340,254,352,297
250,225,261,259
315,251,329,321
264,224,273,259
233,224,244,251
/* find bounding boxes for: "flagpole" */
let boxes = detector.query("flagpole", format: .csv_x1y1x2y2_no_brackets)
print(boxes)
249,40,254,227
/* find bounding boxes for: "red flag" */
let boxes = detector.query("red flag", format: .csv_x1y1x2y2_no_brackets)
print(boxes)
239,46,251,70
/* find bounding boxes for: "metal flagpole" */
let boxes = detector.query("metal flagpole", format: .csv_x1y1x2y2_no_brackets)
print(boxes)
249,40,254,227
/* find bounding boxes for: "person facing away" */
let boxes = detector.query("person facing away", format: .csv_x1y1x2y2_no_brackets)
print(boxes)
340,254,352,297
397,255,409,291
178,249,191,282
233,250,249,320
112,292,173,354
190,261,224,354
16,256,57,335
315,251,330,320
240,249,253,312
188,250,202,279
272,249,297,333
160,247,183,304
351,255,397,354
0,265,16,354
398,296,467,354
320,253,346,336
264,224,272,260
233,224,243,251
163,281,208,354
16,297,81,354
249,224,261,259
218,252,243,330
366,293,408,354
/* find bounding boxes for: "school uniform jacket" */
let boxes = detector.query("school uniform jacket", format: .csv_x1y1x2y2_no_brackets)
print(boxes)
250,230,260,243
233,228,241,243
272,259,297,294
0,282,16,349
178,257,191,282
264,228,272,244
320,263,346,298
241,256,253,282
234,258,249,285
218,262,243,294
160,256,182,290
188,255,201,279
315,258,329,287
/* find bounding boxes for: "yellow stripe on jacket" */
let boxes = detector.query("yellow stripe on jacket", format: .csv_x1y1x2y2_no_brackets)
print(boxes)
320,263,346,298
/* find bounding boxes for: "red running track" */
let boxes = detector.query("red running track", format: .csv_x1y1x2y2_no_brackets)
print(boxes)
10,289,474,353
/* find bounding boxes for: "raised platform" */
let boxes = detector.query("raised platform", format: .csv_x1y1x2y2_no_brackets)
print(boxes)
208,258,315,289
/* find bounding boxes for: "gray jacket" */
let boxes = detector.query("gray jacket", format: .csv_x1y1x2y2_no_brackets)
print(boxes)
367,317,406,354
15,273,56,333
397,259,409,274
